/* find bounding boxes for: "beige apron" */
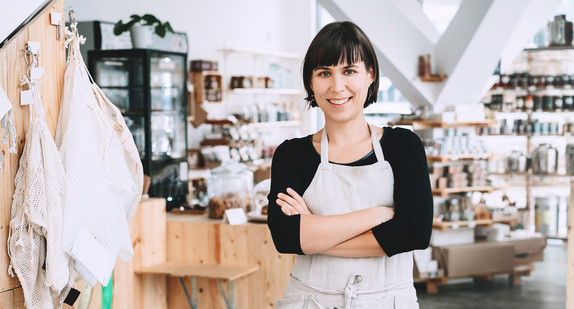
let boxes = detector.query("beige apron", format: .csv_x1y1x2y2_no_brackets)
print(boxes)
276,126,418,309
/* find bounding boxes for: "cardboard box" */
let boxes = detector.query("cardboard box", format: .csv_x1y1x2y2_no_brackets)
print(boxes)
514,251,544,265
499,235,546,265
436,242,514,278
501,236,546,255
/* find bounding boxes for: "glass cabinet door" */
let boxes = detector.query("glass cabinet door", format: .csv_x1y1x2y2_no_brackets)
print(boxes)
150,53,187,160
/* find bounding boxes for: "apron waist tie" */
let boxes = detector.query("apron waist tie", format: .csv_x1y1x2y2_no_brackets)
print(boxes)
290,274,401,309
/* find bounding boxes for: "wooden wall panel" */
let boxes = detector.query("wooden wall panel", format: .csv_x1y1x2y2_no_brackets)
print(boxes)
568,179,574,309
0,0,65,303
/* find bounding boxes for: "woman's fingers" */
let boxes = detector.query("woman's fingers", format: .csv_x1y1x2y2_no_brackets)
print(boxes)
276,198,297,216
276,188,312,216
286,188,312,214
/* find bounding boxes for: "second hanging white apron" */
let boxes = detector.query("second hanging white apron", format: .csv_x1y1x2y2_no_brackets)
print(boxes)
277,125,418,309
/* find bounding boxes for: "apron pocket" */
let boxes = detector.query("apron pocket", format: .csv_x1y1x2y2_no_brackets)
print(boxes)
276,295,330,309
391,295,419,309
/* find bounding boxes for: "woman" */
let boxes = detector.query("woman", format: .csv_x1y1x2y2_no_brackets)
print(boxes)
267,21,433,308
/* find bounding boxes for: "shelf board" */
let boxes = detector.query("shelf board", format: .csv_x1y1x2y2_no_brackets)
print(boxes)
390,119,497,129
491,171,572,177
218,48,302,59
249,121,301,129
432,219,493,230
484,133,564,137
523,45,574,52
432,186,499,197
427,155,491,162
230,88,303,95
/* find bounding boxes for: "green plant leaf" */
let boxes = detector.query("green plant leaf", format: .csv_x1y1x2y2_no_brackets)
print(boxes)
163,22,174,34
124,19,139,30
129,14,141,21
113,21,124,36
142,14,159,25
155,24,166,38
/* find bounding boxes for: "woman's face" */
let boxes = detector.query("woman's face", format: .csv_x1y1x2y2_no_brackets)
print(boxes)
310,60,373,124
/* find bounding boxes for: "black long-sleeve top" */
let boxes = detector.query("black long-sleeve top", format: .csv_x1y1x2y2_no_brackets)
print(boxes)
266,126,433,257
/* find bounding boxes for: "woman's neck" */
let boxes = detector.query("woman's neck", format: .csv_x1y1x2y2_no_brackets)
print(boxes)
323,117,370,146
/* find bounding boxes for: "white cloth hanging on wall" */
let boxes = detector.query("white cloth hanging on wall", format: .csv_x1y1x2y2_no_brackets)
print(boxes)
0,84,17,172
7,63,74,308
56,24,142,287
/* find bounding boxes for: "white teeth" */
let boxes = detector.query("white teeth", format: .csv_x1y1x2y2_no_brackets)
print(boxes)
329,98,351,105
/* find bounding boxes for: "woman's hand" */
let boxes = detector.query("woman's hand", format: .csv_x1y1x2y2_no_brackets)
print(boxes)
276,188,312,216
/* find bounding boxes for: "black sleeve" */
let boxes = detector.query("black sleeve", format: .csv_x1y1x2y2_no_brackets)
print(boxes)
371,129,433,257
266,140,304,255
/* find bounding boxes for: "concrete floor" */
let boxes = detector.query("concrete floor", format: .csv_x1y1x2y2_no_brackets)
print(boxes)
416,242,567,309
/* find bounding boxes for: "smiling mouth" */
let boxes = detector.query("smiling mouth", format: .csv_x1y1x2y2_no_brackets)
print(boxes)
327,97,352,105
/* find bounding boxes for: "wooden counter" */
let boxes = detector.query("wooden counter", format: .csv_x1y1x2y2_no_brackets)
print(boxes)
166,213,294,308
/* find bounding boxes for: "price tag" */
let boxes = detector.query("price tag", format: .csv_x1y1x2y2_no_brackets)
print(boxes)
223,208,248,225
30,67,44,80
451,222,460,229
20,90,35,106
468,221,476,228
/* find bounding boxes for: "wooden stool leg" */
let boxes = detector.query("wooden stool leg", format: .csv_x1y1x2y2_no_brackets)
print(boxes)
510,274,522,286
426,280,439,294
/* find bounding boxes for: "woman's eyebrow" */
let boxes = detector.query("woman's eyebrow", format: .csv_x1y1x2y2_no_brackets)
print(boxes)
343,64,360,69
315,66,332,70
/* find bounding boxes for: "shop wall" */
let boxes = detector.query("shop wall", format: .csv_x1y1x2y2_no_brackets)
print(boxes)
65,0,314,60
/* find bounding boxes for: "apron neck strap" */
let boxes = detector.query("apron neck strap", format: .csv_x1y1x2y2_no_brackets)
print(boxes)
369,125,386,162
320,125,386,164
320,128,329,163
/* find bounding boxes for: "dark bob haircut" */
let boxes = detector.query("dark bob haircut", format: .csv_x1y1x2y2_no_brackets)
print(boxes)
302,21,379,108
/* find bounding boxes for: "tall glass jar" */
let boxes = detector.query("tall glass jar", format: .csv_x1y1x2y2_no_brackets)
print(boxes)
207,160,254,218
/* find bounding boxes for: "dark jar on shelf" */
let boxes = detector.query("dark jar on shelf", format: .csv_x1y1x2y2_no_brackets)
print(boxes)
545,76,555,87
516,96,525,110
564,95,574,110
554,96,563,111
554,75,564,87
525,95,535,111
536,75,546,88
519,73,530,88
500,74,510,88
542,95,553,111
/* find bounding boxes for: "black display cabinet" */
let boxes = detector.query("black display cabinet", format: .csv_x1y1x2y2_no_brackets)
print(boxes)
88,49,188,210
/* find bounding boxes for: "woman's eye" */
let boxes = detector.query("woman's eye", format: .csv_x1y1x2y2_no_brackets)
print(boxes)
318,71,330,77
344,69,355,75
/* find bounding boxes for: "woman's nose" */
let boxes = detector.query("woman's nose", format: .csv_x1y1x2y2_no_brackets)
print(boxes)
330,73,345,92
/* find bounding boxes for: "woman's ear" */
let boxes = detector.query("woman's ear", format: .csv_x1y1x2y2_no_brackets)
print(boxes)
369,67,374,83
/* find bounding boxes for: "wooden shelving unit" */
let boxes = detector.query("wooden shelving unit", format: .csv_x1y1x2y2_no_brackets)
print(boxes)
432,186,499,197
426,155,491,162
230,88,303,95
432,219,494,230
249,120,301,130
390,119,498,130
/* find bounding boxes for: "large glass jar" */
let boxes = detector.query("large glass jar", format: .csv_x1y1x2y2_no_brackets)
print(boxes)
207,160,254,219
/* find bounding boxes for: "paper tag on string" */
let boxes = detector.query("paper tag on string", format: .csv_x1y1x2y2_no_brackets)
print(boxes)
30,67,44,80
20,90,35,106
222,208,248,225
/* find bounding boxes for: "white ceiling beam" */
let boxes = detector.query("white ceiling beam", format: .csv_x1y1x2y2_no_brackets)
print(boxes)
319,0,562,109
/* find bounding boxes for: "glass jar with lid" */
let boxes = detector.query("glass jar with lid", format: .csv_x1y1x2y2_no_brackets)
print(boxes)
207,160,254,218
